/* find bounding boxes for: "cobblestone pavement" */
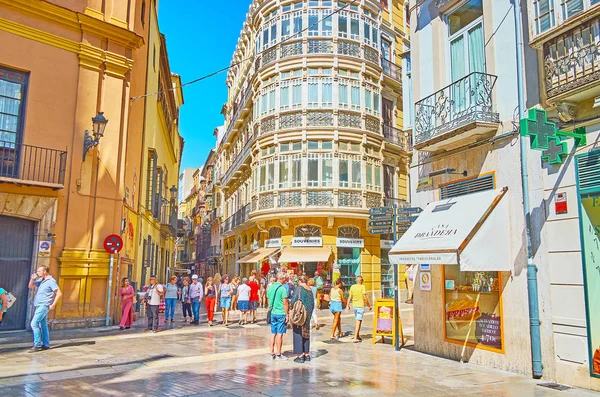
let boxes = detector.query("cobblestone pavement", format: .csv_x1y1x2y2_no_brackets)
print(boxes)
0,305,597,397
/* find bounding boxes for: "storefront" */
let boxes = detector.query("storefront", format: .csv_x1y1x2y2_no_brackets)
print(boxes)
336,234,364,286
277,236,333,276
237,246,281,277
389,188,510,353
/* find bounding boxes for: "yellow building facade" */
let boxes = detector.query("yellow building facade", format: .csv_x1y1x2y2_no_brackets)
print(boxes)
0,0,181,330
216,0,410,295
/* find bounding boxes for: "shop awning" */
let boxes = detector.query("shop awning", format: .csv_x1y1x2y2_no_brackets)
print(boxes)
278,247,332,263
389,188,511,271
237,247,281,264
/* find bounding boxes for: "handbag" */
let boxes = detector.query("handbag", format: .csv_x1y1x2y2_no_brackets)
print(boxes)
5,292,16,309
266,284,283,325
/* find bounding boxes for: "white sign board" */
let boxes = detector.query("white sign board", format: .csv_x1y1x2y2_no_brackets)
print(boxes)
264,238,282,248
336,238,364,248
38,241,52,255
420,271,432,291
420,264,430,271
380,240,394,249
292,237,323,247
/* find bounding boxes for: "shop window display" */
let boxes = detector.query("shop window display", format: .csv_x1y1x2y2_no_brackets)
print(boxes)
337,247,360,286
443,266,503,352
380,248,394,298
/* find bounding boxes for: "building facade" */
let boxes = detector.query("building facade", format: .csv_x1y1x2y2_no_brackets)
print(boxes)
526,0,600,390
0,0,181,330
215,0,411,293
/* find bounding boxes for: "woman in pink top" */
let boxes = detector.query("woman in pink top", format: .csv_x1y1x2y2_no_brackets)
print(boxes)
119,278,135,330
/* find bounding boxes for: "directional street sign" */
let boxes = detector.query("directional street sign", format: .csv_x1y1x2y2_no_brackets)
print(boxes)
408,215,420,223
397,207,423,215
369,207,394,215
368,227,393,235
369,220,393,227
396,224,411,233
396,215,412,224
369,213,393,220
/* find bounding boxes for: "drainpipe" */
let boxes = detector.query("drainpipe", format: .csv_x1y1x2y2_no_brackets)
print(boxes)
513,0,543,379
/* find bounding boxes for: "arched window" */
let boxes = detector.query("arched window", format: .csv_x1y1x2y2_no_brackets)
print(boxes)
294,224,322,237
338,226,360,238
269,227,282,239
243,235,248,245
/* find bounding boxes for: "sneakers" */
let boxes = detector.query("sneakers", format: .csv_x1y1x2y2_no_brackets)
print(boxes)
275,355,287,361
293,356,305,363
304,355,311,362
143,329,150,333
27,347,43,353
270,353,276,360
209,321,213,326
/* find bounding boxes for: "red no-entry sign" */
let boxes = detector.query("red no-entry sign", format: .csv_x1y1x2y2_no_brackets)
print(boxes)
103,234,123,254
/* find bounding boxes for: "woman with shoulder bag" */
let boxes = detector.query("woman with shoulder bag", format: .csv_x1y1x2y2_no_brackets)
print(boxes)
291,275,314,363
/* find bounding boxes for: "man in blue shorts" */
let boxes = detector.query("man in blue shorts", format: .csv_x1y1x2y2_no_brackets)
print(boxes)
267,272,289,360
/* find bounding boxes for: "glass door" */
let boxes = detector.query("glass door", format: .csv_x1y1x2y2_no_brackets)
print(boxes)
448,0,484,118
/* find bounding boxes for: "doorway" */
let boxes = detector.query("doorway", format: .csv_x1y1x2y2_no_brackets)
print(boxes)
0,215,35,330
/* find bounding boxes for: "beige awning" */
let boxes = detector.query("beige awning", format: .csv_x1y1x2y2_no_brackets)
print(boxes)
237,248,280,264
278,247,332,263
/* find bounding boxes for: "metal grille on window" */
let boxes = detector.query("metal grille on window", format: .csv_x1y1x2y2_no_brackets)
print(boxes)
339,191,362,207
337,41,361,57
307,111,334,126
281,41,303,58
338,111,361,128
338,226,360,238
295,225,322,237
261,117,275,134
263,47,277,66
307,191,333,206
279,191,302,207
280,111,302,129
366,192,382,208
440,174,495,199
365,116,380,133
364,47,379,64
269,227,282,239
259,193,275,210
308,40,333,54
577,151,600,193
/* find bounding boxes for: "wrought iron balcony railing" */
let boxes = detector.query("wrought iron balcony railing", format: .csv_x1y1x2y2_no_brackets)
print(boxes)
0,140,67,187
543,15,600,99
160,202,178,235
414,72,499,146
381,57,402,82
383,125,412,151
221,203,252,234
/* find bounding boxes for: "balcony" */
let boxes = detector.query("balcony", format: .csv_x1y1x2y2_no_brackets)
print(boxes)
221,127,256,186
381,57,402,82
383,125,412,152
0,140,67,188
543,15,600,103
414,72,500,152
160,201,178,237
221,203,252,235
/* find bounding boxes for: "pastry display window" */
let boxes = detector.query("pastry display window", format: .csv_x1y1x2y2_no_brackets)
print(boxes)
442,266,504,353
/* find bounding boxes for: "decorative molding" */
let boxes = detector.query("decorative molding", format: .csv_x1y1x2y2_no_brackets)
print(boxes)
110,17,128,30
0,0,143,50
327,216,335,229
279,218,289,229
0,16,79,53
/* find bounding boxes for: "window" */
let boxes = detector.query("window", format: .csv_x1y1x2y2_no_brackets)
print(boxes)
291,153,302,187
533,0,556,34
269,227,282,239
307,153,333,187
449,0,483,36
338,225,360,238
339,154,361,188
322,140,333,150
282,14,291,40
146,151,157,212
295,224,322,237
308,8,333,37
292,78,302,109
338,11,349,38
0,67,28,149
351,83,361,111
141,1,146,25
449,0,485,87
279,156,290,188
280,142,290,152
365,159,381,191
308,153,319,187
339,79,349,108
293,10,304,34
562,0,584,20
292,141,302,151
308,140,319,149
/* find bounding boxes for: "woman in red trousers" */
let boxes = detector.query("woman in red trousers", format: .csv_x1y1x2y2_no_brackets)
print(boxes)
204,277,217,326
119,278,135,330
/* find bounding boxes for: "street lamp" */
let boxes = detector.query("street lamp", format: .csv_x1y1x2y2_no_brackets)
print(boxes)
170,185,178,201
83,112,109,161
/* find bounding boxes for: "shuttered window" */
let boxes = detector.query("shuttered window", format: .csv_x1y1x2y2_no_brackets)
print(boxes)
146,151,157,212
440,174,495,199
576,151,600,194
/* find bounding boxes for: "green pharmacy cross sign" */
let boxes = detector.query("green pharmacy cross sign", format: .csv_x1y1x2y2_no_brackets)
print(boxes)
520,109,586,165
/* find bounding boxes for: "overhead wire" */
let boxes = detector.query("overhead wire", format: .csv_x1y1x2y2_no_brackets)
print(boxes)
131,0,358,102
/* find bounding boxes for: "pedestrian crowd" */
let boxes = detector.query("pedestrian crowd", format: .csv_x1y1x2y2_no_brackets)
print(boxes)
1,266,372,360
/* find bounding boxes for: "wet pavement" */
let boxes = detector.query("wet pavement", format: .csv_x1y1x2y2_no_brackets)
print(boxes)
0,305,597,397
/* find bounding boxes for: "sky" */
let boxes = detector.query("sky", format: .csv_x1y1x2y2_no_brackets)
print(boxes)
158,0,252,170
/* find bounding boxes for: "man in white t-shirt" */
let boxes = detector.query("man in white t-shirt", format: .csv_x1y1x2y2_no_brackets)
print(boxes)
144,275,164,333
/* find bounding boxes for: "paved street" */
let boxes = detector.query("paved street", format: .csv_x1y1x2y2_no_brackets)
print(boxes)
0,305,596,397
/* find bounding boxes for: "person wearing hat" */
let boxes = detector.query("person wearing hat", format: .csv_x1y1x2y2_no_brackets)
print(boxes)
189,274,204,325
144,275,164,333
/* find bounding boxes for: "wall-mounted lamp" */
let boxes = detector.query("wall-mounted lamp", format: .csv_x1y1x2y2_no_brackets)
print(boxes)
83,112,109,161
428,168,468,178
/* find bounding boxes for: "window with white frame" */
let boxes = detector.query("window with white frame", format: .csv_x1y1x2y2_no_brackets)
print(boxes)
261,84,277,115
307,71,333,108
339,154,362,189
307,153,333,187
365,84,380,115
279,155,290,189
280,80,291,111
533,0,556,34
365,158,382,191
337,0,359,12
308,8,334,37
290,153,302,187
259,158,275,191
292,78,303,109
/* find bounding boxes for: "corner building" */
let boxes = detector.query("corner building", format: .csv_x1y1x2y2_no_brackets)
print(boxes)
216,0,410,294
